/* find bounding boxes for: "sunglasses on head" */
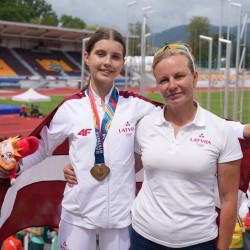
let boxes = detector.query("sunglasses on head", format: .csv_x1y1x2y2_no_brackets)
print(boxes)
154,44,189,58
154,44,195,71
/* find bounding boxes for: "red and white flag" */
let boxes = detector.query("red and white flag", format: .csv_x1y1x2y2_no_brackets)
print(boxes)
0,102,70,245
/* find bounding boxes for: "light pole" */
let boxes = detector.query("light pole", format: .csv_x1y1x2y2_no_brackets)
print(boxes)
219,38,232,119
218,0,231,76
199,35,213,111
81,37,90,89
231,2,242,121
125,0,137,90
226,0,232,40
140,6,155,96
239,11,248,122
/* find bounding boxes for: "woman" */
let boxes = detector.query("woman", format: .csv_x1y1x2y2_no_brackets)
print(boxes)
15,28,161,250
25,227,44,250
130,43,242,250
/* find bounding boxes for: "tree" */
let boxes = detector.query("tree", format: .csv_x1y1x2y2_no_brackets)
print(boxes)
0,0,25,22
188,16,211,64
0,0,57,25
86,25,100,31
40,11,58,26
59,15,86,29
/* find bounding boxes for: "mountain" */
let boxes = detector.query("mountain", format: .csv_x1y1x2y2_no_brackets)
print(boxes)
151,23,250,47
151,25,189,47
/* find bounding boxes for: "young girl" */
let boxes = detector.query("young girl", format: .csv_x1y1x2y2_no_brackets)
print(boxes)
18,28,161,250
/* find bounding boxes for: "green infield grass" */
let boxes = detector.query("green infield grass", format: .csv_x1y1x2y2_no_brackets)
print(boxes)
147,89,250,124
1,89,250,123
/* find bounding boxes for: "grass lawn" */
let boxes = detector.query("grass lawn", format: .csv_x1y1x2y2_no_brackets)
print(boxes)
1,89,250,124
148,89,250,124
0,95,66,116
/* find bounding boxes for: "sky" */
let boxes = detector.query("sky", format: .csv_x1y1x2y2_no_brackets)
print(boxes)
46,0,250,34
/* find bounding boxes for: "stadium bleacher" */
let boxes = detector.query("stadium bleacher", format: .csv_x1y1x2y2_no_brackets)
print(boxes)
13,48,81,77
0,47,32,76
0,20,138,89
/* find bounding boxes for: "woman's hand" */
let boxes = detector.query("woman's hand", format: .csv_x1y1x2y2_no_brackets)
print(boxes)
64,164,77,187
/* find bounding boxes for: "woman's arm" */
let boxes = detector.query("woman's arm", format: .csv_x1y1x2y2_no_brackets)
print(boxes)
25,227,42,236
217,159,241,250
227,121,250,139
243,124,250,138
64,154,144,186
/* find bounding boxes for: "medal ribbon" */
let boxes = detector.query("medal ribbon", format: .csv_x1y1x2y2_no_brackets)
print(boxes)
87,87,118,164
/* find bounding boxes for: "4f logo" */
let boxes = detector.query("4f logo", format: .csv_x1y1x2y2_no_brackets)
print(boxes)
78,128,92,136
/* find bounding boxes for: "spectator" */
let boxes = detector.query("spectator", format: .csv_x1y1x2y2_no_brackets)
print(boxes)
16,230,27,247
19,104,26,117
50,228,58,250
24,227,44,250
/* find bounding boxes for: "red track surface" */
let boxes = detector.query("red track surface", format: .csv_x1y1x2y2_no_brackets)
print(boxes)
0,88,79,139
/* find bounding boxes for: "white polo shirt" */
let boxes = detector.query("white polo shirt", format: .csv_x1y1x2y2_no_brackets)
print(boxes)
132,102,243,248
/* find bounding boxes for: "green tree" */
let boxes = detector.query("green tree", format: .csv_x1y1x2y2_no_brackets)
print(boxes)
188,16,211,63
0,0,57,24
86,25,100,31
60,15,86,29
40,11,58,26
0,0,25,22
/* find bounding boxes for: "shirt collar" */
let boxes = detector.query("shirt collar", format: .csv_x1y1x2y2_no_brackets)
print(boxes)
87,84,116,104
154,101,205,127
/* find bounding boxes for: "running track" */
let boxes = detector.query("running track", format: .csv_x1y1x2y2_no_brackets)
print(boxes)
0,88,79,139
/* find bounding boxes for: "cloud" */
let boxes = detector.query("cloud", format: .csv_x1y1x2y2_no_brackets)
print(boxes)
46,0,250,34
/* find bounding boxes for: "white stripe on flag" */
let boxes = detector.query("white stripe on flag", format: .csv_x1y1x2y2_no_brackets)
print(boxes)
0,155,69,228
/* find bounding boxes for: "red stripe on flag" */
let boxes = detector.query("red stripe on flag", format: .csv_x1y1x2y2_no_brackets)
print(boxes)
0,179,10,214
0,181,65,244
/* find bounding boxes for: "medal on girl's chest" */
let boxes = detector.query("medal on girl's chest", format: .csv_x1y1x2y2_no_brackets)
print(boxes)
90,164,110,181
87,87,118,181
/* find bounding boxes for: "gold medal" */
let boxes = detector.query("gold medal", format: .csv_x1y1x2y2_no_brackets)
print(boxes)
90,164,110,181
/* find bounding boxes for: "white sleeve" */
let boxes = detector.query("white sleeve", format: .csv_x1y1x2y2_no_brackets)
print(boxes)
134,119,143,154
227,120,245,139
218,121,243,163
20,105,70,172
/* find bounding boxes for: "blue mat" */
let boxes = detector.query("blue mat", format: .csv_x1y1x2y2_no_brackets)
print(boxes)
0,104,20,115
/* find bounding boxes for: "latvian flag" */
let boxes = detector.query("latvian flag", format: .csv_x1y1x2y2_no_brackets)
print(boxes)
0,98,250,245
0,102,70,245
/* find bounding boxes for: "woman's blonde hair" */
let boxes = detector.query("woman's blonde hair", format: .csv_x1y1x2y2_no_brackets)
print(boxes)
152,43,196,74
